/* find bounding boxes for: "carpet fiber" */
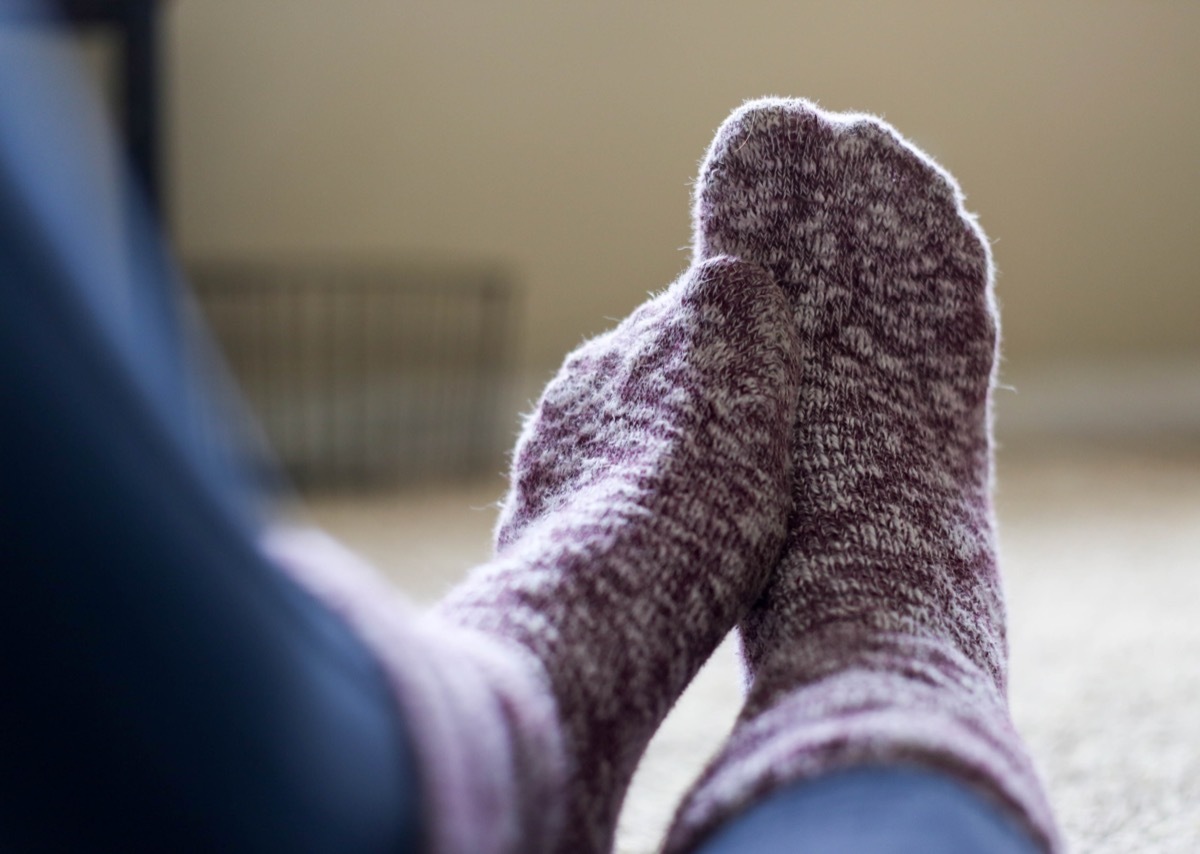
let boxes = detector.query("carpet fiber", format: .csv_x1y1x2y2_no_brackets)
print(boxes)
305,440,1200,853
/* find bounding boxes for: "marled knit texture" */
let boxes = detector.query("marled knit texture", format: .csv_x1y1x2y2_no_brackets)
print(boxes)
663,99,1060,853
271,257,803,854
437,256,802,853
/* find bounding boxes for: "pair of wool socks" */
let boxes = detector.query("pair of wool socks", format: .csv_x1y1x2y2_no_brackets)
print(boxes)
273,98,1059,854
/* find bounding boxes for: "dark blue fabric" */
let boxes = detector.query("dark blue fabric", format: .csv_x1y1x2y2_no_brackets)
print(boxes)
0,14,421,852
695,766,1041,854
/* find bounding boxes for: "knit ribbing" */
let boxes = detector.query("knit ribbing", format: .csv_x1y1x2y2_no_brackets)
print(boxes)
663,99,1060,853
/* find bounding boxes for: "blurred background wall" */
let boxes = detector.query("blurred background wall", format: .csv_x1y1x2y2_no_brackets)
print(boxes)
164,0,1199,440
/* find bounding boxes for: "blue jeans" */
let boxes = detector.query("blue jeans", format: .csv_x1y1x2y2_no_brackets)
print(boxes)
696,767,1038,854
0,15,1038,853
0,24,419,851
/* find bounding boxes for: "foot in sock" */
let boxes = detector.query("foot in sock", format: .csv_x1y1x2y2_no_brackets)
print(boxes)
662,99,1060,852
424,256,803,852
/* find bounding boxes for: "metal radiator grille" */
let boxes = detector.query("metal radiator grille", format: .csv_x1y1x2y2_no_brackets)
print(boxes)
190,259,515,490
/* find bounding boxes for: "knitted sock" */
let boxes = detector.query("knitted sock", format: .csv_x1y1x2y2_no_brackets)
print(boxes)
271,256,802,854
662,99,1060,853
435,256,801,853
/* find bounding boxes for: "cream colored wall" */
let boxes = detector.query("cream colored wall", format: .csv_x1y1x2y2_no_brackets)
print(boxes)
168,1,1200,381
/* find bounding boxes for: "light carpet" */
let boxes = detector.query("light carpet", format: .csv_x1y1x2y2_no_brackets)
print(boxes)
304,440,1200,853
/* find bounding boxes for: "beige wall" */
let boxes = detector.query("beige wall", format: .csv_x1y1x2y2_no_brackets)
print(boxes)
167,1,1200,379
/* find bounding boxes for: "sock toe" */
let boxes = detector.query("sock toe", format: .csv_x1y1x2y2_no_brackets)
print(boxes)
692,97,987,292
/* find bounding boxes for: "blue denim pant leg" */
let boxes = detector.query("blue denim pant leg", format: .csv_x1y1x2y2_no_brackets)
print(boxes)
695,767,1041,854
0,23,422,852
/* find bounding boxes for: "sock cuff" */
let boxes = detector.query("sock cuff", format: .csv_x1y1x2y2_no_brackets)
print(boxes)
664,661,1060,854
406,617,568,854
262,527,567,854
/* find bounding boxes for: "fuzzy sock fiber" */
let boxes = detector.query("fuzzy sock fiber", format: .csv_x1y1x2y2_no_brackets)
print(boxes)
272,256,802,854
662,98,1061,854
